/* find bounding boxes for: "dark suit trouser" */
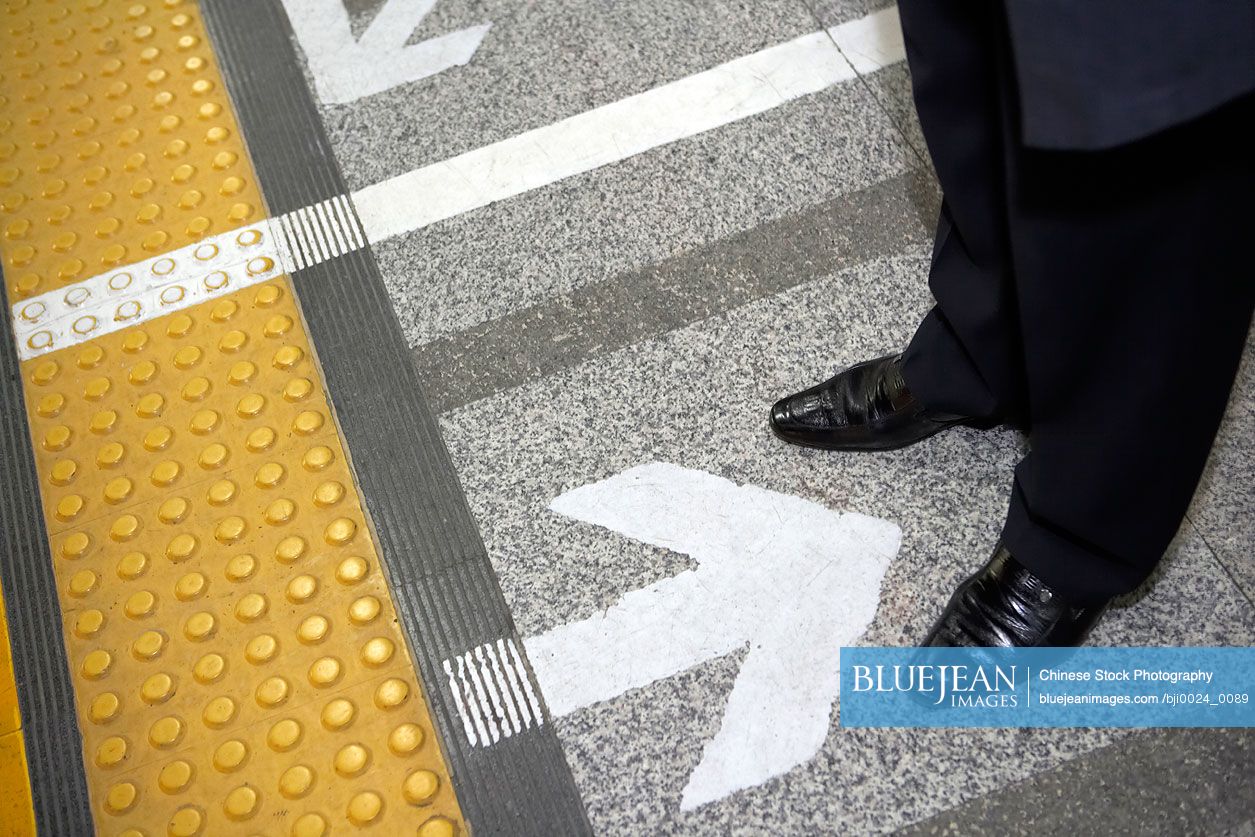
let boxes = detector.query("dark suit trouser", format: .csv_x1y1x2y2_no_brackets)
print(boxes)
895,0,1255,604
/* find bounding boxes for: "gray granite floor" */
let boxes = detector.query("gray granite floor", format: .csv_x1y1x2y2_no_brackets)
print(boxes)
292,0,1255,832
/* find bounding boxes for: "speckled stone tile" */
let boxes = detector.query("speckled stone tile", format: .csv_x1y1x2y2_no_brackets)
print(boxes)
437,250,1255,834
313,0,822,188
1189,328,1255,603
370,76,916,347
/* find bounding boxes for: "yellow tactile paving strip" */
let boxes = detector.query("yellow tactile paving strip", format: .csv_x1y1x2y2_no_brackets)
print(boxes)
1,0,261,301
0,2,466,835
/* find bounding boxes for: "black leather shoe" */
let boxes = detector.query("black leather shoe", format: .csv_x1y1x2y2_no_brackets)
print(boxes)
770,354,968,451
923,545,1108,647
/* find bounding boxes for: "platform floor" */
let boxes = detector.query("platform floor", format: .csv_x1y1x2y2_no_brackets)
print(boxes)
0,0,1251,834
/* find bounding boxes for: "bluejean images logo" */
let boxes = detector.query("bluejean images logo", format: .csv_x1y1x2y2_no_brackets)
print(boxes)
851,660,1020,709
840,647,1255,728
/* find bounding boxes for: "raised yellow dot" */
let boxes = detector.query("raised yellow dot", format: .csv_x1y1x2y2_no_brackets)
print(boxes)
82,649,112,679
89,691,120,724
182,376,211,401
210,299,238,321
96,736,127,768
31,361,60,385
236,392,265,418
167,313,194,338
275,535,306,564
219,329,247,352
68,568,97,597
76,610,105,639
143,427,173,452
224,785,258,820
324,517,356,545
158,496,189,523
148,715,183,749
268,718,302,751
78,345,105,369
51,458,79,486
229,360,256,385
404,770,440,805
105,781,138,814
293,410,324,435
132,630,164,659
348,791,383,825
389,722,425,755
335,743,369,777
292,812,327,837
140,672,174,704
158,760,193,794
247,425,276,452
203,696,237,728
83,377,111,401
43,424,72,451
150,459,180,486
173,345,201,368
375,677,409,709
198,442,228,469
168,806,202,837
61,531,90,560
321,698,355,731
98,441,128,468
37,393,66,418
308,656,342,688
256,676,290,707
255,462,284,488
129,359,157,384
235,592,268,622
287,574,317,603
124,590,156,618
111,513,141,541
265,496,294,524
419,816,457,837
207,479,237,505
184,612,216,642
273,344,303,369
314,480,346,507
189,408,218,434
103,476,133,503
56,494,86,522
225,553,257,582
285,377,314,402
279,765,314,799
245,633,278,664
194,652,226,684
117,550,147,578
89,409,118,434
215,515,246,543
135,392,164,417
175,571,207,601
297,614,330,644
361,637,395,667
166,533,197,562
349,595,381,625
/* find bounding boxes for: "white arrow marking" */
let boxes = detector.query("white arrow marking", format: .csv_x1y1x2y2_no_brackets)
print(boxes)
524,463,900,811
280,0,492,105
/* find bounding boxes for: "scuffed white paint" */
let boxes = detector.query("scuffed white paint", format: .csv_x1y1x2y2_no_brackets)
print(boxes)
525,463,900,812
281,0,492,104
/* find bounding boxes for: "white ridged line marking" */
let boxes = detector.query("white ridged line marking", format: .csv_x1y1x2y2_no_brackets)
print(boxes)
9,8,904,358
10,196,366,360
442,638,545,748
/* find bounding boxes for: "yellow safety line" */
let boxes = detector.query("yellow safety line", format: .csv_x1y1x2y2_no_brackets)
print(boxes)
0,575,35,837
0,2,465,834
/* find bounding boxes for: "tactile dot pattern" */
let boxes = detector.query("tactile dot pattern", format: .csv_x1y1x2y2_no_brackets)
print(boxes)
0,0,264,300
24,281,464,834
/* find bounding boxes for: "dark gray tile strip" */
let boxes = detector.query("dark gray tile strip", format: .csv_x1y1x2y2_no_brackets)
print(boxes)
200,2,591,834
0,270,94,831
896,729,1255,837
414,168,939,413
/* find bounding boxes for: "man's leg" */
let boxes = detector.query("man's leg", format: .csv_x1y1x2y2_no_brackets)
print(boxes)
1000,93,1255,604
896,0,1028,426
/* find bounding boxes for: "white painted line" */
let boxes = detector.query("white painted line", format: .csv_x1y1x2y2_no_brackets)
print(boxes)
442,638,546,748
351,6,906,243
281,0,492,105
524,463,901,811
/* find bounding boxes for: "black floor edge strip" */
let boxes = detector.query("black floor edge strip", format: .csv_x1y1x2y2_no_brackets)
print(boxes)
199,3,592,835
0,271,94,831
